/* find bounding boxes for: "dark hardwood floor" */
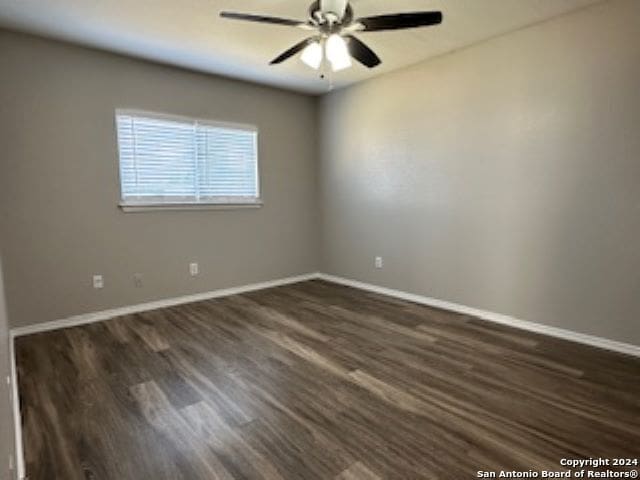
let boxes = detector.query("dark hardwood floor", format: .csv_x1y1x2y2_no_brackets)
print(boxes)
16,280,640,479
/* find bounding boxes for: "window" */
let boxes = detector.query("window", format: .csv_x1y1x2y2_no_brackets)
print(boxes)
115,110,260,210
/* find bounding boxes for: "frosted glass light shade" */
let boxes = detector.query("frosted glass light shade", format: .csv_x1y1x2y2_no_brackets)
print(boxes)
326,34,352,71
301,41,322,69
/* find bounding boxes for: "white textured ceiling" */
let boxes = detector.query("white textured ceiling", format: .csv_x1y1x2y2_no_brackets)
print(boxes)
0,0,605,94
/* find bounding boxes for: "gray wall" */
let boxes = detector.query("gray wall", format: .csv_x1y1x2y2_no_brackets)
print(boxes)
0,258,14,480
0,30,319,329
319,0,640,345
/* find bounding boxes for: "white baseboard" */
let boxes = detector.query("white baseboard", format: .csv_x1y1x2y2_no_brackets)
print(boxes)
10,272,321,338
317,273,640,358
9,334,24,480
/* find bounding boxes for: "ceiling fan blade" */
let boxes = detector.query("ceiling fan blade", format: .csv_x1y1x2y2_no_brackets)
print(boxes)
220,12,311,29
345,35,381,68
356,11,442,32
270,37,316,65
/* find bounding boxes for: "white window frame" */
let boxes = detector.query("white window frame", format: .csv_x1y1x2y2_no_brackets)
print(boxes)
115,109,262,212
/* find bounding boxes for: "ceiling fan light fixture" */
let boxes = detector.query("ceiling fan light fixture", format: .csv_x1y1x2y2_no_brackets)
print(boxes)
326,34,352,71
301,41,323,69
221,3,443,72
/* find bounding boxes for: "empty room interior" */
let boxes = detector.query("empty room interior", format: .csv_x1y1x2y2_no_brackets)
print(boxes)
0,0,639,478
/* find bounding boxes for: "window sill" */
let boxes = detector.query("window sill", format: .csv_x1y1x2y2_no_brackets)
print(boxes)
119,202,263,213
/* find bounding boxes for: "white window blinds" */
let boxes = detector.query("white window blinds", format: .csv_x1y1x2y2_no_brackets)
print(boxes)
116,111,259,206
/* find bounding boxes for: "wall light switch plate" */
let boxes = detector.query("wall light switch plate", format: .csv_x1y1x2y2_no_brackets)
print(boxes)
134,273,143,287
375,257,383,269
189,262,199,277
93,275,104,289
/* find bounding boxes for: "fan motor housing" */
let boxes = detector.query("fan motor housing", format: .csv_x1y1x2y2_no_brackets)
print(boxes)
310,0,354,27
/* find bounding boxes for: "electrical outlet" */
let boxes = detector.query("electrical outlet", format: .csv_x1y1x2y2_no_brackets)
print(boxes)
189,262,199,277
375,256,383,269
93,274,104,289
134,273,143,288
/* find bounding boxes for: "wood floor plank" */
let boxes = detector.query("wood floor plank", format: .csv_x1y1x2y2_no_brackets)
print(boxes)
335,462,381,480
130,381,235,480
16,280,640,479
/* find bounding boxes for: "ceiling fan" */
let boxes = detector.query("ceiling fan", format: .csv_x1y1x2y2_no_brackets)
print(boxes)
220,0,443,72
